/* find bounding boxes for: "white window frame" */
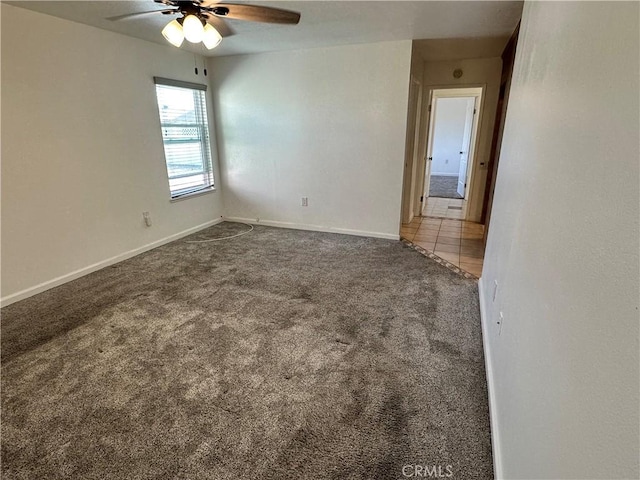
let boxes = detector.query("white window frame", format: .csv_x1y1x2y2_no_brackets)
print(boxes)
153,77,215,200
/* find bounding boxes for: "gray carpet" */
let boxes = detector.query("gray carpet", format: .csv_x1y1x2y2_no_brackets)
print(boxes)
429,175,463,199
1,222,492,479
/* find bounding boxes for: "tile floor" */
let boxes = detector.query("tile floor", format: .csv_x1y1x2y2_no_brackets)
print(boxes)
400,216,485,277
422,197,468,220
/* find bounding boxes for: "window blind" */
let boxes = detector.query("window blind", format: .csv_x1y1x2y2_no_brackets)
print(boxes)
154,78,214,198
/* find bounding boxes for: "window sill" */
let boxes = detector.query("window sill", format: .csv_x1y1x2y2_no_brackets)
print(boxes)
170,187,216,203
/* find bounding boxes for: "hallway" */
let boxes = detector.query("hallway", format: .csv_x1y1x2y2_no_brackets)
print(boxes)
400,216,484,277
421,197,468,220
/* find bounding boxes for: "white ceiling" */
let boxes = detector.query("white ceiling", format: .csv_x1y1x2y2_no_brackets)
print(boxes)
8,1,523,58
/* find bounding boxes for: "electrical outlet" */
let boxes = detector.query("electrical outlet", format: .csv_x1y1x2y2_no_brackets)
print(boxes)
301,197,308,207
492,280,498,302
142,212,152,227
498,311,504,336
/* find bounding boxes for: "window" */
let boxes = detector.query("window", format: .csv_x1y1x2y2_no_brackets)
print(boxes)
154,77,214,199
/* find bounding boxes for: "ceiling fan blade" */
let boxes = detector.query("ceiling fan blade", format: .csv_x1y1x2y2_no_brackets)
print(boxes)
205,3,300,24
202,14,236,38
107,9,176,22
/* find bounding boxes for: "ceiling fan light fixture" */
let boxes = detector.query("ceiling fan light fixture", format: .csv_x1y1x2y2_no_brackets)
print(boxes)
162,19,184,47
202,24,222,50
118,2,301,50
182,14,205,43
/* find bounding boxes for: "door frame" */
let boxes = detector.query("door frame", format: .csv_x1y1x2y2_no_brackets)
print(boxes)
415,85,485,218
400,75,423,224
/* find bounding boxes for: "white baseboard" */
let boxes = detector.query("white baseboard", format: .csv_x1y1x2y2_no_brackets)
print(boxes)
0,218,224,308
431,172,459,177
223,216,400,241
478,277,503,479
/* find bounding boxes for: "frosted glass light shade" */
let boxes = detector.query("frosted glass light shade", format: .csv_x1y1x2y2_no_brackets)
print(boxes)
162,19,184,47
183,15,204,43
202,24,222,50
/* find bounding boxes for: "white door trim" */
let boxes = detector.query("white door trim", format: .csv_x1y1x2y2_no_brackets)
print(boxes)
400,76,423,224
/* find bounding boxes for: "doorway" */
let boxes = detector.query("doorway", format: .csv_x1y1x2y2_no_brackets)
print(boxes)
421,87,483,217
400,85,486,278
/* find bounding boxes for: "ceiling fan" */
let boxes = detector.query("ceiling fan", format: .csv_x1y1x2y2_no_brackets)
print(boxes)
110,0,301,49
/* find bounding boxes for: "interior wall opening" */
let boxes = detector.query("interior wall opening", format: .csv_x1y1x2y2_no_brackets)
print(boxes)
429,96,474,200
401,29,521,279
422,87,483,220
400,86,486,278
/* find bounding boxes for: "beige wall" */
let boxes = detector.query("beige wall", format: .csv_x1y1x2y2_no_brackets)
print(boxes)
480,1,639,478
208,41,413,238
1,5,224,304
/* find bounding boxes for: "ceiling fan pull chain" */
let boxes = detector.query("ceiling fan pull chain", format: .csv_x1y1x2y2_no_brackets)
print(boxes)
194,53,198,75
